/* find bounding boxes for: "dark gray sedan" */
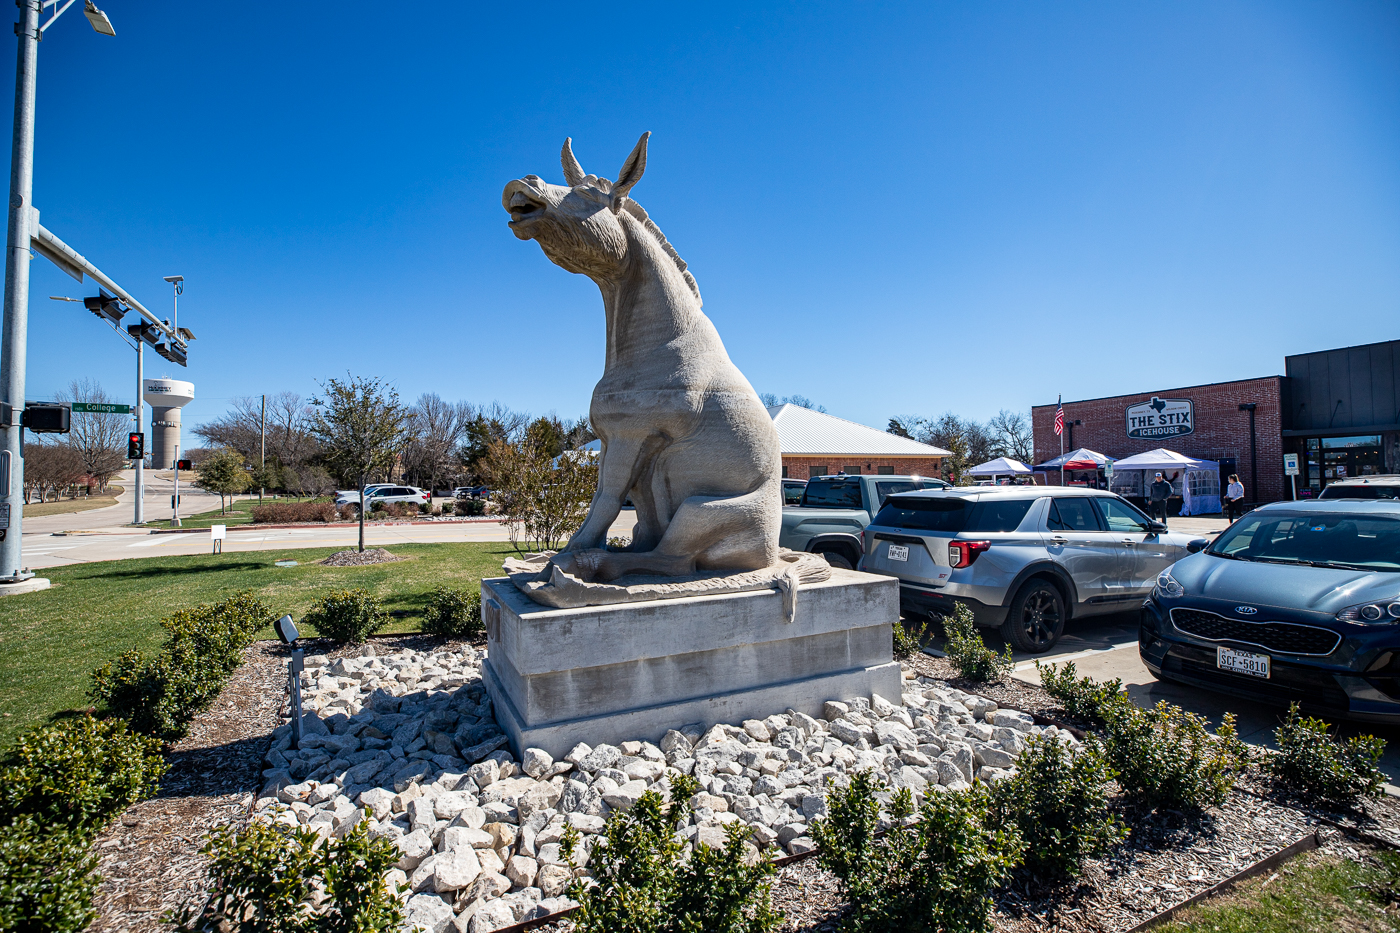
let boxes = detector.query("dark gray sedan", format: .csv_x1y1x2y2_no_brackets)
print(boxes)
1141,499,1400,723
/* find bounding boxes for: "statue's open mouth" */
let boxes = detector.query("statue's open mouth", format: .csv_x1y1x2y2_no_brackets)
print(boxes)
507,190,545,225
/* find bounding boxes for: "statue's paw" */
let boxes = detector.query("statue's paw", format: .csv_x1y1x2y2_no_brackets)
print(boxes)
551,549,605,582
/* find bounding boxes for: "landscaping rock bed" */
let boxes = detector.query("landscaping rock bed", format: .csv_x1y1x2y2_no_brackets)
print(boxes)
320,548,405,567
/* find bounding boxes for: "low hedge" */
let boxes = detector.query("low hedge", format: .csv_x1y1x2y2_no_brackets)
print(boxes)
421,586,482,639
90,592,274,740
0,716,166,835
0,818,100,933
250,501,337,524
303,589,389,644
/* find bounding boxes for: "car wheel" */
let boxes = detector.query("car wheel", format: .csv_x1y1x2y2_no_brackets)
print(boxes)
1000,579,1066,653
818,549,854,571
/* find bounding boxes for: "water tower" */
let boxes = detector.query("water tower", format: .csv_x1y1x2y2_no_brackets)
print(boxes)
143,379,194,468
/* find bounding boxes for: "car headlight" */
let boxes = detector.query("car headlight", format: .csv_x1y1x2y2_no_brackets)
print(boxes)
1336,600,1400,623
1154,570,1184,599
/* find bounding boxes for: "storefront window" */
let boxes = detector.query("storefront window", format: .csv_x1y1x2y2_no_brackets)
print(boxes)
1322,435,1384,481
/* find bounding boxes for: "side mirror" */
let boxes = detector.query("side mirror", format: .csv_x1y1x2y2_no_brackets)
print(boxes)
1147,521,1168,534
1186,538,1209,554
275,614,299,645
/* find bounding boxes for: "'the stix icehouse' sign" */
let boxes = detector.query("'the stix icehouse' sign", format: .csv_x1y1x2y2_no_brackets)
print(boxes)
1126,397,1195,439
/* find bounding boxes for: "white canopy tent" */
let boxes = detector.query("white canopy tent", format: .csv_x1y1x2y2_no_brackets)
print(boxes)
968,457,1033,484
1108,448,1221,516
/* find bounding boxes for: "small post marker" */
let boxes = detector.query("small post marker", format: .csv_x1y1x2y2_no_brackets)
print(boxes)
210,523,225,554
275,614,303,749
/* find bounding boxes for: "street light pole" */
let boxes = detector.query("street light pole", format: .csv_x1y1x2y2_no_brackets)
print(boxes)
133,339,143,523
0,1,115,583
0,0,40,582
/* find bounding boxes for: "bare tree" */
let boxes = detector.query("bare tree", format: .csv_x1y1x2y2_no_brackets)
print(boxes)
194,392,318,489
401,393,467,493
23,440,85,502
759,392,828,413
988,409,1034,463
310,375,410,551
61,378,127,491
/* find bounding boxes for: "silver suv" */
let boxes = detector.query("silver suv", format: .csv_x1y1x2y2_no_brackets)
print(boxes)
858,486,1209,652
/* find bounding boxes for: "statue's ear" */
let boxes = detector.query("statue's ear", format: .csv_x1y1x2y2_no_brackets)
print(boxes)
561,138,586,187
611,132,650,206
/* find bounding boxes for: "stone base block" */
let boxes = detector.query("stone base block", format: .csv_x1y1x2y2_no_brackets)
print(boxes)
481,568,902,759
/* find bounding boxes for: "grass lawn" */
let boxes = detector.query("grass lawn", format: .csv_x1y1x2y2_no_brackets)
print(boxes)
145,495,330,530
1161,849,1400,932
22,485,123,518
0,541,514,747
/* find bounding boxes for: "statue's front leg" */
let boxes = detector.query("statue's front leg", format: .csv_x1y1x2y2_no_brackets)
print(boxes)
562,434,649,553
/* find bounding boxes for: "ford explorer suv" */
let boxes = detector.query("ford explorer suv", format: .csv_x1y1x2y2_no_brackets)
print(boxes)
779,473,949,570
858,486,1208,652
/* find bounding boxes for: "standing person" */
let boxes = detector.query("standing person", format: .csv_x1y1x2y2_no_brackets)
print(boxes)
1148,471,1174,524
1225,474,1245,521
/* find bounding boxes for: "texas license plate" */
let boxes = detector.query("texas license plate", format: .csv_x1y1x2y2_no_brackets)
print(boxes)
887,544,909,562
1217,646,1270,679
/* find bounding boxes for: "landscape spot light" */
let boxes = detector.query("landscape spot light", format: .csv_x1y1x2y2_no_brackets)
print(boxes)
83,0,115,36
275,614,299,645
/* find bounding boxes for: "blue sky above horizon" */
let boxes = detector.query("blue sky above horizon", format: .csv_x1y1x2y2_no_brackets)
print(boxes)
10,1,1399,435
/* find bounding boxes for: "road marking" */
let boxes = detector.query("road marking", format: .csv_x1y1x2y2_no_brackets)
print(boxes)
1014,640,1139,671
127,537,174,548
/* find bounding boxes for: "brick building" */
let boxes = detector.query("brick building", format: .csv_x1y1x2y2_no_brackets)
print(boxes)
1033,377,1286,502
769,404,949,479
1031,338,1400,506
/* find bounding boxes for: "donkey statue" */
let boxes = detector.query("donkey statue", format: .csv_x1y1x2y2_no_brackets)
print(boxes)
503,133,782,584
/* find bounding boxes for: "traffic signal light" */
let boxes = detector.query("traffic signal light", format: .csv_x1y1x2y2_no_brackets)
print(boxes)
127,432,144,459
83,289,125,325
21,403,69,434
176,459,192,470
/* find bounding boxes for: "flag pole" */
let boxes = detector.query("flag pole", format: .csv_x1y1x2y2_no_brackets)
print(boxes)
1058,395,1065,487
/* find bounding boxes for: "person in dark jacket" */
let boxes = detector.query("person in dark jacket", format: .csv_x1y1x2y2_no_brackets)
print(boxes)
1148,471,1174,523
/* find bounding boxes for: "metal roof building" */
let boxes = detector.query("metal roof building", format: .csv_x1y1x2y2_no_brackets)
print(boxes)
767,404,951,479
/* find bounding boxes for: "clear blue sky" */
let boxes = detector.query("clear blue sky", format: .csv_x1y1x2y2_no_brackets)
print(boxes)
11,1,1399,435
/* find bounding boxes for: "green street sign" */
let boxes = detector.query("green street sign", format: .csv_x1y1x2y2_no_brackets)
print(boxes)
70,402,131,414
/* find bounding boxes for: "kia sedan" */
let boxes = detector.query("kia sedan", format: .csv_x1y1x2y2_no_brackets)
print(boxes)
1141,500,1400,723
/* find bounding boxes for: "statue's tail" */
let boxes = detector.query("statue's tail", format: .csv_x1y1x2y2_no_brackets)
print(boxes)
774,550,834,624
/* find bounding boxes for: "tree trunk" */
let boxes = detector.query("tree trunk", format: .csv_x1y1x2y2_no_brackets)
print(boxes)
358,476,366,552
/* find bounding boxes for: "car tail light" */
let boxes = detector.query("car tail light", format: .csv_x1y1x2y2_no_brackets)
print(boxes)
948,540,990,568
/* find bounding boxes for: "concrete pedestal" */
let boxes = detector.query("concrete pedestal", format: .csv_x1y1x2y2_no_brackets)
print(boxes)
0,577,50,596
480,568,903,759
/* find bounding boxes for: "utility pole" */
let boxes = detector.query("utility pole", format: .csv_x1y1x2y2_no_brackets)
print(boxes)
133,339,143,523
260,393,266,503
0,1,117,584
172,443,181,527
0,0,41,583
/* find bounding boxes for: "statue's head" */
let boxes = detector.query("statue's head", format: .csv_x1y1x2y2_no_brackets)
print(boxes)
503,133,650,279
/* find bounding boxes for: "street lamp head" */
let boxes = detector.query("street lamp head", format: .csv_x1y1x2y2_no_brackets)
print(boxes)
162,275,183,283
177,327,196,341
83,1,115,36
274,615,300,645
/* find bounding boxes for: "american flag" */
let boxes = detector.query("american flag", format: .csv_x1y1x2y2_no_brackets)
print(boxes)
1054,397,1064,436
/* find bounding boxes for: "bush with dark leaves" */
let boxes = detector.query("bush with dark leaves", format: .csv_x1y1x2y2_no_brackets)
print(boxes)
1102,700,1251,810
1265,703,1388,804
420,586,482,639
302,588,389,644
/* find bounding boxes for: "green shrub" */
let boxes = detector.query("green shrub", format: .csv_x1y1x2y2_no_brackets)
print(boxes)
250,502,338,524
420,586,482,639
90,592,273,740
1034,660,1124,726
1101,700,1251,810
943,604,1014,683
990,734,1126,880
0,817,100,933
562,772,780,933
892,619,928,661
1264,703,1387,804
303,589,389,643
813,770,1023,933
455,497,486,517
168,816,404,932
0,716,166,835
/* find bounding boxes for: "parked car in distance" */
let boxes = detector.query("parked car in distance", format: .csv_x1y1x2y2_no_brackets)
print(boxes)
781,478,807,506
454,486,491,499
335,485,430,515
859,486,1209,652
1318,475,1400,500
335,483,394,500
779,473,950,571
1141,499,1400,723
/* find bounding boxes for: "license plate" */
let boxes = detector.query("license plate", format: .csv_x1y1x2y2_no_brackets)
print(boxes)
1217,646,1270,679
887,544,909,562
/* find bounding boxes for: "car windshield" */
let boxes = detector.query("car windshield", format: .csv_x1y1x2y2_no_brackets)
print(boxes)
1320,485,1400,500
1207,510,1400,571
873,496,1035,534
801,478,863,508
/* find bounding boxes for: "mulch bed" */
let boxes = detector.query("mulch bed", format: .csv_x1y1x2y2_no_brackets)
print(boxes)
319,548,405,567
92,640,1400,933
90,634,479,932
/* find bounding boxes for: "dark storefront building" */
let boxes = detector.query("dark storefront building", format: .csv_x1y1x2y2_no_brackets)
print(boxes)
1032,339,1399,507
